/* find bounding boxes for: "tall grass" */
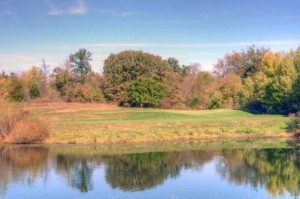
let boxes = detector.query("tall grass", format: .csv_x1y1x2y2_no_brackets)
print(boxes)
0,102,49,144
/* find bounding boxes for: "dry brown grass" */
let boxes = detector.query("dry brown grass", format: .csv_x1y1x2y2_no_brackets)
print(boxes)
0,102,49,144
24,102,118,112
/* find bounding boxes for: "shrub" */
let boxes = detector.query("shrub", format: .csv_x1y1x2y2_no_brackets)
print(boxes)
0,103,49,144
29,84,41,99
6,117,49,144
9,78,24,101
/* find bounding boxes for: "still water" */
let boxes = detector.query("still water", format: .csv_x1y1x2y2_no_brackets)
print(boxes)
0,141,299,199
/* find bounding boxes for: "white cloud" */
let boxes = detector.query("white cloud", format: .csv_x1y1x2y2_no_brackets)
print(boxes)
87,40,300,48
119,12,134,17
48,8,64,16
68,0,86,15
16,55,37,62
0,54,41,72
99,9,133,17
88,43,148,47
47,0,87,16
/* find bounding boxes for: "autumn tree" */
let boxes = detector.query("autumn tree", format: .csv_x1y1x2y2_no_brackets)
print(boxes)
103,50,168,106
21,66,45,100
51,62,74,97
214,46,269,78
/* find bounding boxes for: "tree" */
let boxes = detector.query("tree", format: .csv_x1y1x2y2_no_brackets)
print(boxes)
69,49,92,84
21,66,44,100
128,78,165,107
261,52,297,113
9,76,24,102
29,84,40,99
41,59,50,96
214,46,269,78
211,73,243,109
165,57,181,73
189,71,215,109
51,61,75,97
103,50,168,106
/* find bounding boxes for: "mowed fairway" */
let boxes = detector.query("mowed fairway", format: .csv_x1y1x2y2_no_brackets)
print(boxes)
27,103,291,144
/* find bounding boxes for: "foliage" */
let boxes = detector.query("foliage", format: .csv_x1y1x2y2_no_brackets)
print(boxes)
128,78,165,107
52,62,75,96
21,66,45,100
2,46,300,113
30,84,40,99
65,82,103,102
9,76,24,102
69,49,93,84
214,46,300,114
103,50,168,106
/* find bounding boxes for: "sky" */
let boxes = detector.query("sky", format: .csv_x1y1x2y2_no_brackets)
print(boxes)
0,0,299,73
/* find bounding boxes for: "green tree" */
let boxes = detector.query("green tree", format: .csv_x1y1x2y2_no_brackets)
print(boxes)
128,78,165,107
29,84,40,99
69,49,92,84
165,57,182,73
9,76,24,101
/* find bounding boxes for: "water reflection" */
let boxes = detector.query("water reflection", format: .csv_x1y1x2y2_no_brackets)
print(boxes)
0,142,299,198
56,155,96,192
0,146,49,196
102,151,214,191
217,148,300,197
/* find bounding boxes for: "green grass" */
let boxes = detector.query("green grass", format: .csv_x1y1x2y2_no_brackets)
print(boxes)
30,106,292,144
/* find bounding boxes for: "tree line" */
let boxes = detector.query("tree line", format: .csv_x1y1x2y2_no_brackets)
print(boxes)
1,46,300,114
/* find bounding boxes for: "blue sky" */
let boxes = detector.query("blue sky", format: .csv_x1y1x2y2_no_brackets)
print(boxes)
0,0,299,72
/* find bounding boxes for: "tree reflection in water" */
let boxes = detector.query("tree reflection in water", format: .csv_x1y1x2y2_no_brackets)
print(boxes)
0,144,299,198
102,150,214,191
55,154,101,192
217,148,300,197
0,146,49,196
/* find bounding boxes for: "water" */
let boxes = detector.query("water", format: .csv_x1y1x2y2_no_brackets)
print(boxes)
0,141,299,199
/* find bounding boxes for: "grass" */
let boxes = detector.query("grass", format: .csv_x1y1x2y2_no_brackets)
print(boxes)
22,103,293,144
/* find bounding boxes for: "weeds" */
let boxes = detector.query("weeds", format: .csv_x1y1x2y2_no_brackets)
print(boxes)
0,102,49,144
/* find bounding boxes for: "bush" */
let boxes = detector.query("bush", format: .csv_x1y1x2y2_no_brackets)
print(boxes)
29,84,40,99
6,117,49,144
0,103,49,144
128,78,165,107
9,78,24,101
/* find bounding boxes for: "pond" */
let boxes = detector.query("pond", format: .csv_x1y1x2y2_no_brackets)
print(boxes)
0,140,299,199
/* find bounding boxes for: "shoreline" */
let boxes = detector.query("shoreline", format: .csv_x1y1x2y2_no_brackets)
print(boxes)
1,133,295,145
0,137,298,157
44,133,297,145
